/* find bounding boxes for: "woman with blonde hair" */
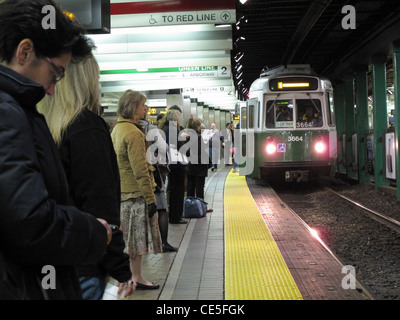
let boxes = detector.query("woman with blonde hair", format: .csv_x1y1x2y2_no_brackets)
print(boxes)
111,90,162,289
37,55,135,299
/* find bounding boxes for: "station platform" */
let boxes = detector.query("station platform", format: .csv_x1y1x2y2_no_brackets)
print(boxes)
107,165,371,301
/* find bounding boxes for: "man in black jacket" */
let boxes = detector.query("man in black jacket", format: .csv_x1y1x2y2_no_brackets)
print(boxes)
0,0,111,299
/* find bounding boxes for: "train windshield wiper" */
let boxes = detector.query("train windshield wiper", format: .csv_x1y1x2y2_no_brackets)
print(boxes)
307,93,321,113
266,93,281,113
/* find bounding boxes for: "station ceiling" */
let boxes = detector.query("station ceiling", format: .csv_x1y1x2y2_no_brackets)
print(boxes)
233,0,400,99
60,0,400,110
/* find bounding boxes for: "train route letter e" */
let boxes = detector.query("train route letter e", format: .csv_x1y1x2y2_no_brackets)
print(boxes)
341,5,356,30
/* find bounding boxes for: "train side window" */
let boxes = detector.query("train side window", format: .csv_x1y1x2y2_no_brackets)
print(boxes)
241,108,247,129
326,92,336,126
248,104,254,128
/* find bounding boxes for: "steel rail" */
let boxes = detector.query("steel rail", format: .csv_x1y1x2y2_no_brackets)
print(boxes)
325,187,400,234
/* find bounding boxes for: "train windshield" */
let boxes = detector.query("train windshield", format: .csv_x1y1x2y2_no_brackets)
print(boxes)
265,98,322,129
296,99,322,128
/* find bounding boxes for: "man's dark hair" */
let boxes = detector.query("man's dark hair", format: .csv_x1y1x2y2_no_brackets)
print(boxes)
0,0,95,63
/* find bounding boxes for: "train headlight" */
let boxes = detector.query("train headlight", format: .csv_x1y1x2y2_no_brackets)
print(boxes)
315,141,326,153
266,143,276,154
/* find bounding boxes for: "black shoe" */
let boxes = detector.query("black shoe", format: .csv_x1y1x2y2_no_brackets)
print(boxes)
136,282,160,290
163,243,178,252
170,219,188,224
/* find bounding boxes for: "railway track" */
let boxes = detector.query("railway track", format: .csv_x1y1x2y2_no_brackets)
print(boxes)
269,184,376,300
269,180,400,300
324,187,400,234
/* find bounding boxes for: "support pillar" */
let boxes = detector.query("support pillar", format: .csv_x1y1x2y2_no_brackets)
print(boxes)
166,89,184,125
371,54,389,188
393,40,400,200
334,82,346,174
343,74,356,180
355,65,371,183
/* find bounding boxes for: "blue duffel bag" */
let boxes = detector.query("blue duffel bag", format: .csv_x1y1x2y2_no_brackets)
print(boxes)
183,197,208,218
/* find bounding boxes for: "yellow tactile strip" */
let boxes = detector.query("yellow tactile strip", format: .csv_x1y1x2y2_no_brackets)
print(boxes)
224,171,303,300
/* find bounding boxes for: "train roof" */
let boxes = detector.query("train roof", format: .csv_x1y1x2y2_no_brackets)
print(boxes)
260,64,318,78
250,64,331,93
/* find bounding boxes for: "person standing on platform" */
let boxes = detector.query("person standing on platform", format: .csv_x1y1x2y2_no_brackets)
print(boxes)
160,106,188,224
38,55,135,299
185,118,213,212
0,0,111,300
232,123,240,173
112,90,163,290
209,123,223,172
139,106,178,252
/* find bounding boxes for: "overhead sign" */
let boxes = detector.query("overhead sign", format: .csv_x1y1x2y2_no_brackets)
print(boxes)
100,66,231,80
147,99,167,107
183,86,233,93
110,0,235,27
111,10,235,27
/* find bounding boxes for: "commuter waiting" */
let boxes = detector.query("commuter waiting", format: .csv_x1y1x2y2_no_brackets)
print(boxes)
139,106,178,252
112,90,162,290
209,123,223,172
160,107,188,224
0,0,111,299
38,55,135,299
185,118,213,212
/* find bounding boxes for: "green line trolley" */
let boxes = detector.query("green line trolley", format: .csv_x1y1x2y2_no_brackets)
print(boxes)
241,65,337,182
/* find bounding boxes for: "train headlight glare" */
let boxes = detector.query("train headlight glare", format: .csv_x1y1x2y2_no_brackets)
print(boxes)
266,144,276,154
315,141,326,153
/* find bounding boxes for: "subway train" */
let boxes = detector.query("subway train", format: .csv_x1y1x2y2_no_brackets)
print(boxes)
239,65,337,182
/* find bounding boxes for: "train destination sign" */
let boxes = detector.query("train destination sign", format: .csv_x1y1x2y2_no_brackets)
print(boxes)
269,77,319,91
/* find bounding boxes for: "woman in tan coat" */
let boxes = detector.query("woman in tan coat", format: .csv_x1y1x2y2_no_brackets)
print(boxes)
111,90,162,290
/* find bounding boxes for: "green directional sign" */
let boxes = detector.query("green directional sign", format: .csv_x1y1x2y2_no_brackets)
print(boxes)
101,66,222,74
100,66,231,79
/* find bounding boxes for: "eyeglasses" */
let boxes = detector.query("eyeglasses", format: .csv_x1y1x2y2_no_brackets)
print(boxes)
45,57,65,83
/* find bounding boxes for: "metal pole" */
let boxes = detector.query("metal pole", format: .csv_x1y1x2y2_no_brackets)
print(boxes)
371,54,389,189
334,82,346,174
355,65,371,183
393,40,400,200
344,73,356,180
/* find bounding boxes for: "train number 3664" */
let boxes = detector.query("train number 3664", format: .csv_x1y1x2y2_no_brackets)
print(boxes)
288,135,303,142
